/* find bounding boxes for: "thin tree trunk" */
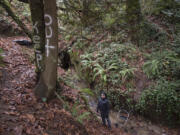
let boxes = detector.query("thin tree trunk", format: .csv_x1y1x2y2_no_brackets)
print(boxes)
29,0,45,80
126,0,142,46
82,0,90,27
0,0,32,39
34,0,58,100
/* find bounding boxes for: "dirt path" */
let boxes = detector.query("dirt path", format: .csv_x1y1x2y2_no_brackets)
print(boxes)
0,36,129,135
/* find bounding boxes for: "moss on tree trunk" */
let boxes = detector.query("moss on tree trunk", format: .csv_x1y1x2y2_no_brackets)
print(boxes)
0,0,32,39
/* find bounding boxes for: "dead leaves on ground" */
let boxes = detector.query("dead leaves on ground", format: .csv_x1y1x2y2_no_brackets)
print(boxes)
0,36,127,135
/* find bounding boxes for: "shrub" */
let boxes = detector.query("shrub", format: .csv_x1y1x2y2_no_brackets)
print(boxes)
80,43,137,89
143,50,180,79
137,80,180,125
107,89,135,111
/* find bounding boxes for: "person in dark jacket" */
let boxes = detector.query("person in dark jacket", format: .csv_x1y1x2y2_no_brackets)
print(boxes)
97,92,111,129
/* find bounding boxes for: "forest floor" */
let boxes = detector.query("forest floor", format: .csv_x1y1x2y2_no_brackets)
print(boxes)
59,68,180,135
0,36,128,135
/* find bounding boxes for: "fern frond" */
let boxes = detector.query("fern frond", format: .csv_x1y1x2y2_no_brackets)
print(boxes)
80,88,94,96
77,112,90,124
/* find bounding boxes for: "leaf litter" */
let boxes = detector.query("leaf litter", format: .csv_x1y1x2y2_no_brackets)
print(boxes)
0,36,128,135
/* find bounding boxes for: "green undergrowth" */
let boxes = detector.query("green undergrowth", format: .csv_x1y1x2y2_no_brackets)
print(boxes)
143,50,180,79
0,48,4,67
67,30,180,126
70,42,139,89
55,91,91,124
138,32,180,126
58,0,180,127
137,79,180,125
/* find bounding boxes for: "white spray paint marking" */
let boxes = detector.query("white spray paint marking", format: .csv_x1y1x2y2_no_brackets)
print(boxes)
44,14,55,57
32,21,42,69
45,39,55,57
35,50,42,69
45,14,53,26
33,21,39,34
33,35,40,44
46,26,53,38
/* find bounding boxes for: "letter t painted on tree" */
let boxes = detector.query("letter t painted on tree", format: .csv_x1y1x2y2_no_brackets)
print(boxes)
45,39,55,57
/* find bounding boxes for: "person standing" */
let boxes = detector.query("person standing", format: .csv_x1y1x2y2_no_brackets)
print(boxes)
97,92,111,129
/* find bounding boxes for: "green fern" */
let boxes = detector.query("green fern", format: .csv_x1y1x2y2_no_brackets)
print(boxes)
71,103,79,117
143,60,160,78
143,50,180,79
71,102,90,124
80,88,94,96
119,68,136,82
77,112,90,124
93,63,106,81
107,63,119,70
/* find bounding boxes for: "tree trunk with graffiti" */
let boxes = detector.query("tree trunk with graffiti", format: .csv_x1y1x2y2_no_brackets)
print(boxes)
30,0,58,100
29,0,45,80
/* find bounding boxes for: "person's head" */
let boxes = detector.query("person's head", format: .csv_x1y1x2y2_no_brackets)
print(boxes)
101,92,106,99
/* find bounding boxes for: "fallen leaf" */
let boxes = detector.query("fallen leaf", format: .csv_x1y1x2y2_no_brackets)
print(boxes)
14,125,23,135
26,114,36,123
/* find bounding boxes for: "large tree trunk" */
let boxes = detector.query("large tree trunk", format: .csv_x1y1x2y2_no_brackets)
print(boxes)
0,0,32,39
126,0,142,46
29,0,45,80
34,0,58,100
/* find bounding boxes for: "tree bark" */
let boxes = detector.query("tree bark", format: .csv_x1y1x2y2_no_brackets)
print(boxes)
126,0,142,46
34,0,58,100
29,0,45,79
82,0,90,27
0,0,32,39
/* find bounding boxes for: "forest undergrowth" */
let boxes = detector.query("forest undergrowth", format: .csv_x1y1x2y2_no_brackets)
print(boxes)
0,0,180,134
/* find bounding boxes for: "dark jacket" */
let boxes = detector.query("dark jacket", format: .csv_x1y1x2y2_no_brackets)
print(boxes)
97,98,110,116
